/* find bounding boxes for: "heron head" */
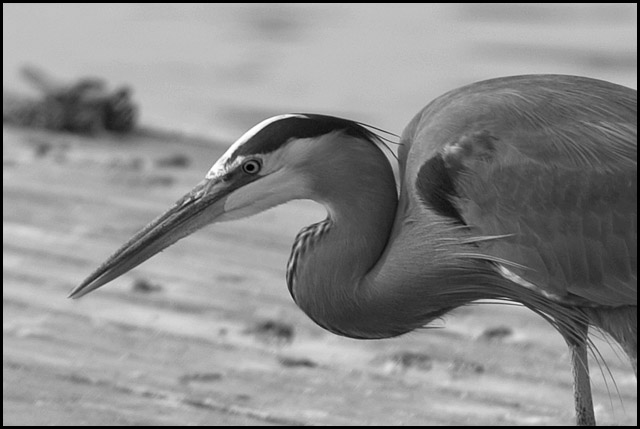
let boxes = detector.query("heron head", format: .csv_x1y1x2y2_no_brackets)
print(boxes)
69,113,385,298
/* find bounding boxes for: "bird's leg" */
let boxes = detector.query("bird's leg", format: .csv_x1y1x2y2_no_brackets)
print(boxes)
570,324,595,426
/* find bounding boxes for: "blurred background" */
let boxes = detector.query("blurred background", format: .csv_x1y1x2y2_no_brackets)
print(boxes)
3,3,637,425
4,3,636,138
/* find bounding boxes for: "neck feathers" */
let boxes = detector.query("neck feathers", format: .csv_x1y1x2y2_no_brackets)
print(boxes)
286,133,399,338
286,219,331,299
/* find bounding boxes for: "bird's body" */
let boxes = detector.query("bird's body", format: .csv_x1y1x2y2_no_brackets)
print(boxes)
70,75,636,425
402,75,636,360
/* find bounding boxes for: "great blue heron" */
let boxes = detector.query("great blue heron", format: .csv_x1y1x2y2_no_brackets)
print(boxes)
70,75,637,426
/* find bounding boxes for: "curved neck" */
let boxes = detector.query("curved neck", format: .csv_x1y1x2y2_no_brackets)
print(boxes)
287,134,400,338
288,134,502,339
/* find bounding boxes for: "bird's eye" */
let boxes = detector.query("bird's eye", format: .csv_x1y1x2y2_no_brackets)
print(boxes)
242,159,262,175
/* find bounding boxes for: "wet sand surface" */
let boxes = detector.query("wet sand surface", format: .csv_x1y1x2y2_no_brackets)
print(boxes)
3,4,637,426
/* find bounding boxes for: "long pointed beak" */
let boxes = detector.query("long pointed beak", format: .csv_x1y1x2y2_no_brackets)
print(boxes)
69,177,231,299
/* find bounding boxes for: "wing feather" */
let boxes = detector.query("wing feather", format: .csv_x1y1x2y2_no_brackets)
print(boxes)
403,75,637,307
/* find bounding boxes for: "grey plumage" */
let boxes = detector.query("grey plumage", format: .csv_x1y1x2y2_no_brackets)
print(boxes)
70,75,636,426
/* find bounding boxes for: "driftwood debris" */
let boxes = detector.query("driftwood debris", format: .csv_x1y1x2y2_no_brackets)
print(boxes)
3,65,137,134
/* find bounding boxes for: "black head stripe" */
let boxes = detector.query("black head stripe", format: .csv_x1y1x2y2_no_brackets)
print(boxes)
232,114,376,158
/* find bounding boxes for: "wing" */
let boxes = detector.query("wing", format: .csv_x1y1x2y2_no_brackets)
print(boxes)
402,75,637,307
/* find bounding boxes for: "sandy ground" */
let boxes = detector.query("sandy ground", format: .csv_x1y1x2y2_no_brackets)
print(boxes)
3,3,637,426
